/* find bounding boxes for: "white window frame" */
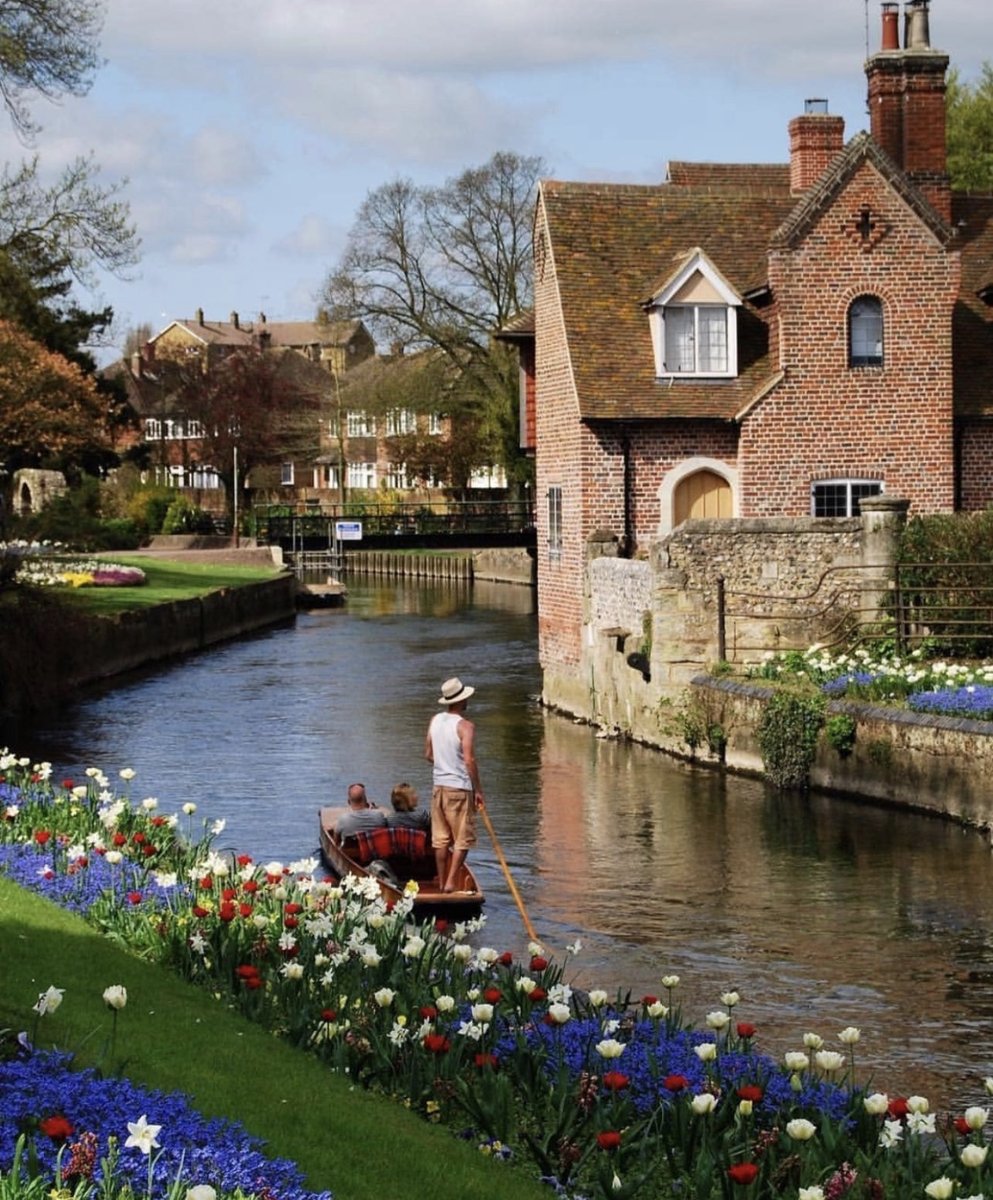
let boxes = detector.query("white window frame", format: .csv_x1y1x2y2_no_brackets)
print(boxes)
647,249,740,379
281,462,295,486
315,464,340,490
347,461,377,490
346,410,375,437
144,418,161,440
386,408,416,436
428,412,443,436
386,461,409,489
548,485,563,562
810,478,883,518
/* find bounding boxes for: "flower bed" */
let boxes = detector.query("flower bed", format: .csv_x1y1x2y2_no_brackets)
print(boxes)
1,541,146,588
4,751,993,1199
754,645,993,722
0,1043,330,1200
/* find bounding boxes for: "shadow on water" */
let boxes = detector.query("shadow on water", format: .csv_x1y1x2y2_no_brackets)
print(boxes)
11,578,993,1108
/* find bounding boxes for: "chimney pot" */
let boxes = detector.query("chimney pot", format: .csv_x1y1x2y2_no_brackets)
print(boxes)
804,98,829,114
880,2,900,51
906,0,931,49
230,311,239,330
196,307,204,326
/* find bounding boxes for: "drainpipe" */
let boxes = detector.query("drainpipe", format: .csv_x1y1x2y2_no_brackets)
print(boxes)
621,428,633,558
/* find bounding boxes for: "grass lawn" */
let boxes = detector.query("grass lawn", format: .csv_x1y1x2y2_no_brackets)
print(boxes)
55,557,283,616
0,876,547,1200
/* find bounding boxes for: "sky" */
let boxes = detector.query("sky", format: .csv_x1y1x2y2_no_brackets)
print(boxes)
2,0,990,365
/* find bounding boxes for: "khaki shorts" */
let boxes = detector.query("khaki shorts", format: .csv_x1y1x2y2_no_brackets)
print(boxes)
431,786,477,852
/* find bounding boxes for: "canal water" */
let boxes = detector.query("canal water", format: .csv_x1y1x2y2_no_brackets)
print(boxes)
12,578,993,1110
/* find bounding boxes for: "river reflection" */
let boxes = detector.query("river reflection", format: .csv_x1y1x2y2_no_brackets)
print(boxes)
12,579,993,1109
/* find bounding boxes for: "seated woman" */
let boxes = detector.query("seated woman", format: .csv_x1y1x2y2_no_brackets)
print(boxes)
386,781,431,832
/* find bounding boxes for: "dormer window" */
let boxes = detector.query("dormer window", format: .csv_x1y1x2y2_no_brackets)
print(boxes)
647,249,740,379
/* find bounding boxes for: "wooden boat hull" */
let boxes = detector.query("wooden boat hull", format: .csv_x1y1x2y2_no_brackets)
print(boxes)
318,807,484,920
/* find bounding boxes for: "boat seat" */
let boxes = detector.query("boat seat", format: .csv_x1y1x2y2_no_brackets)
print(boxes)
344,826,430,868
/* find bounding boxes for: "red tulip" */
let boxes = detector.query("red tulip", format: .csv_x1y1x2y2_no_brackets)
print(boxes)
423,1033,451,1054
237,854,253,866
40,1115,74,1142
483,987,502,1004
602,1071,629,1091
737,1084,764,1103
192,905,209,918
242,880,259,893
736,1022,757,1039
596,1131,622,1151
888,1097,909,1120
34,830,51,845
497,950,513,965
728,1162,759,1185
663,1074,689,1092
218,902,236,922
127,891,143,905
112,833,127,847
641,994,659,1006
419,1005,438,1020
530,955,548,972
199,875,213,890
474,1052,498,1069
321,1008,337,1021
530,987,547,1002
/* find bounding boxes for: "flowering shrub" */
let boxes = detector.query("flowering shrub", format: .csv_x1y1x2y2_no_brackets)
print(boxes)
6,748,993,1199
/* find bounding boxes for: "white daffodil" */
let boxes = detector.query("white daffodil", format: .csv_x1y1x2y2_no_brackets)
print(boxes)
125,1115,162,1156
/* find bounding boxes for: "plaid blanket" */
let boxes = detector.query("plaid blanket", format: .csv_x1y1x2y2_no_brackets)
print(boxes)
346,826,430,866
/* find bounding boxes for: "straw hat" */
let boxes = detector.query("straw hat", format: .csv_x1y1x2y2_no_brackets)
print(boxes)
438,676,475,705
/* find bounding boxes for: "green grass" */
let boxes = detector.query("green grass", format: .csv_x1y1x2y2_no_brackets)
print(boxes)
0,877,546,1200
56,557,282,616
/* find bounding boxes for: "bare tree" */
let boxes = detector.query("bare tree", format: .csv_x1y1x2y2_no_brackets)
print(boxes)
0,0,103,142
321,151,544,490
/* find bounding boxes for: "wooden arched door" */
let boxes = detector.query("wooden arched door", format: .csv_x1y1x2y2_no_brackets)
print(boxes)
673,469,732,525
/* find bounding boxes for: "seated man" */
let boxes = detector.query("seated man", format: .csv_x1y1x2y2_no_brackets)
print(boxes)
386,782,431,832
334,782,388,840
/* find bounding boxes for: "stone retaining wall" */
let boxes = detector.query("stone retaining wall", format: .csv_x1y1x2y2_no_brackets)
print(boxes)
685,676,993,831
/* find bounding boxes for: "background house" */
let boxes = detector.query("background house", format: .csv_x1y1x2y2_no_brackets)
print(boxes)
516,0,993,708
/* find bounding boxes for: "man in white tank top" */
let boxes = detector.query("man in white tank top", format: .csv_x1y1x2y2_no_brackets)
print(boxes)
424,676,485,893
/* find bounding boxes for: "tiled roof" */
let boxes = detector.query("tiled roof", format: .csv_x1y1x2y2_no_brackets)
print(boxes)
666,162,791,190
539,176,797,421
153,317,365,349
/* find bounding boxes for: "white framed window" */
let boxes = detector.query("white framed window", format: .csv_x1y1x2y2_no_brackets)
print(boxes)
347,461,376,489
469,465,507,489
648,250,740,379
428,412,443,436
386,408,415,436
347,410,375,437
186,419,204,438
281,462,295,486
189,464,220,489
548,485,563,562
811,479,882,517
386,461,409,489
144,418,161,440
849,296,884,367
315,464,340,490
164,418,180,440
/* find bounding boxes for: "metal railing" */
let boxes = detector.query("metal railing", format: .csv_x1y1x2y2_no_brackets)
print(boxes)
715,561,993,662
255,499,535,543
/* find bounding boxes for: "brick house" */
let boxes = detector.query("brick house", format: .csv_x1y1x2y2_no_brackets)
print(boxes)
512,0,993,701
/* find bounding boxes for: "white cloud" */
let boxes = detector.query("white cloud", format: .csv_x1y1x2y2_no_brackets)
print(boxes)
272,214,341,258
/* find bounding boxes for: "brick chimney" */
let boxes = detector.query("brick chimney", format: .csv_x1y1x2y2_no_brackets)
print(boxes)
230,311,240,330
866,0,950,221
789,99,845,194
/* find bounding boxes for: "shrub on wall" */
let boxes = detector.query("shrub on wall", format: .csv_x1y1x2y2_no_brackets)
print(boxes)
757,690,826,789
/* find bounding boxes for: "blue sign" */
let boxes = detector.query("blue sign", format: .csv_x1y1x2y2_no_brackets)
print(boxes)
335,520,363,541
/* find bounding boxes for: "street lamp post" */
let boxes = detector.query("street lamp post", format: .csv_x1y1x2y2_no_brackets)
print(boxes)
232,444,239,547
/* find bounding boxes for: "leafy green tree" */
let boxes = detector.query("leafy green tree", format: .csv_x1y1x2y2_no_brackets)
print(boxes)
321,151,544,493
947,64,993,191
0,0,102,141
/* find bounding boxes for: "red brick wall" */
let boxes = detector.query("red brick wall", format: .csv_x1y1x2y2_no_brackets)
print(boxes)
960,420,993,510
534,199,585,670
745,160,958,516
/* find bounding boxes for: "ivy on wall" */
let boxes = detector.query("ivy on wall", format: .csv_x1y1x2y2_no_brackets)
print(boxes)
757,690,826,789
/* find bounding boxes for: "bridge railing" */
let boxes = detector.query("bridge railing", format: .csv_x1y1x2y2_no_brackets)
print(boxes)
254,500,535,543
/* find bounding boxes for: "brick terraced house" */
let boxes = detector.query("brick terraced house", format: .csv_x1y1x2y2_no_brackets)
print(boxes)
518,0,993,700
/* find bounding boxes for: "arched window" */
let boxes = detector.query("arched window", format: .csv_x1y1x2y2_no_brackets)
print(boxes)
849,295,883,367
